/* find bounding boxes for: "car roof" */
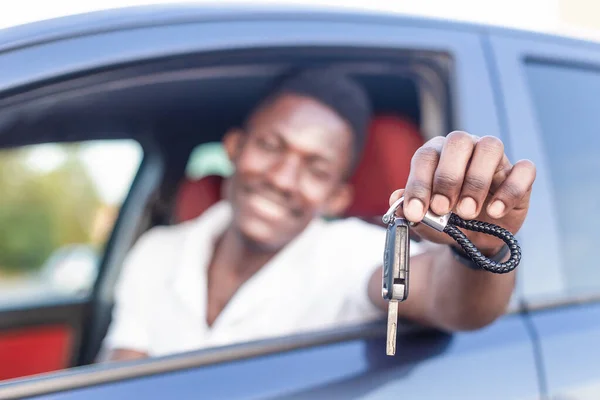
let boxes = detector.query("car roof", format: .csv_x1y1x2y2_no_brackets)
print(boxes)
1,3,599,55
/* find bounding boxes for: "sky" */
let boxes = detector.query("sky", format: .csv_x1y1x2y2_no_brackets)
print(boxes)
0,0,577,206
0,0,562,32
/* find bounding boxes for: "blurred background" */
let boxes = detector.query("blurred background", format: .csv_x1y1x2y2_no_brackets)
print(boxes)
0,141,142,299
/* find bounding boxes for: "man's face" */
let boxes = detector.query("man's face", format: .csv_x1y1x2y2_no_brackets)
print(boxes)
224,94,355,251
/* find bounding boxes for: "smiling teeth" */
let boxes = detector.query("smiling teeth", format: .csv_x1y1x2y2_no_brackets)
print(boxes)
250,195,287,219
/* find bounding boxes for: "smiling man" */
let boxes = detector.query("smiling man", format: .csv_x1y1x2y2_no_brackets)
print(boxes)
101,68,536,361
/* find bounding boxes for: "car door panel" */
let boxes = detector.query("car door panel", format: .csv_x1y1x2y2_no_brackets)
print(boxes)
0,314,539,400
0,325,73,380
0,299,85,380
529,302,600,399
0,9,541,396
489,31,600,399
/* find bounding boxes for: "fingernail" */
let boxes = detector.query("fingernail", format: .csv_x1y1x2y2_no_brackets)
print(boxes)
405,198,425,221
431,194,450,214
458,197,477,218
488,200,505,218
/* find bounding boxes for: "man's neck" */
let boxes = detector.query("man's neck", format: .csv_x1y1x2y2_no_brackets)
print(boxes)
210,226,276,282
204,226,277,327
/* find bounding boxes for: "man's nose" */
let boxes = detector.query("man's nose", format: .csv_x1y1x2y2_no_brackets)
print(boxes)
267,155,301,193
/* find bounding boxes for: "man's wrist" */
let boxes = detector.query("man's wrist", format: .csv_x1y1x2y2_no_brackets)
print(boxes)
448,244,510,271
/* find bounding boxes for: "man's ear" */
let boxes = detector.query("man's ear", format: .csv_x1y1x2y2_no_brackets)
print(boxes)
223,128,245,162
323,183,354,218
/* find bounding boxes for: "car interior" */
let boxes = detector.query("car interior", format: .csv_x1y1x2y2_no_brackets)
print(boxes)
0,46,453,380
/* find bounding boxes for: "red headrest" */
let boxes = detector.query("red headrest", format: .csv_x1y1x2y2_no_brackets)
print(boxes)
174,175,224,223
344,114,424,218
174,114,424,223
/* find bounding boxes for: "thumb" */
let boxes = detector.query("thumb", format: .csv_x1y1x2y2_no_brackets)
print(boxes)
388,188,406,219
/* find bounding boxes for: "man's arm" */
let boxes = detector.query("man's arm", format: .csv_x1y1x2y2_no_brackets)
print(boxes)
368,131,535,332
97,229,165,363
99,349,149,362
368,244,515,331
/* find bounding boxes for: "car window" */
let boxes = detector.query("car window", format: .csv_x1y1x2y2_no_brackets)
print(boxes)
186,142,233,180
525,61,600,296
0,140,142,302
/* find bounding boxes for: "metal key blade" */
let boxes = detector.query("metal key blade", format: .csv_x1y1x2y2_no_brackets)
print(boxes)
386,299,399,355
382,216,410,356
394,219,410,302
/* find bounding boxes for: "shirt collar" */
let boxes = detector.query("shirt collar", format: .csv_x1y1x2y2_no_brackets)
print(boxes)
170,199,325,324
170,200,232,320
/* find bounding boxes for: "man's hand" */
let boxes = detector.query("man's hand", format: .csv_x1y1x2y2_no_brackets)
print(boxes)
98,348,148,363
390,131,536,256
368,132,535,331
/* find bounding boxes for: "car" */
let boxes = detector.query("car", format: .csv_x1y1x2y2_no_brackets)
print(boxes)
0,3,599,399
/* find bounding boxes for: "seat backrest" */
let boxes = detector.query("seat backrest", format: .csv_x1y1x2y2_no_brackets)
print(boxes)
174,174,225,223
343,114,424,219
174,114,424,223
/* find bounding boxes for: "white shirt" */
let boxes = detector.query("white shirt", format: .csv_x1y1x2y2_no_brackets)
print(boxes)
102,200,425,357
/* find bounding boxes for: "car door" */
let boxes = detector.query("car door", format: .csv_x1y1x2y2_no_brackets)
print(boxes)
0,9,541,400
489,31,600,399
0,136,144,382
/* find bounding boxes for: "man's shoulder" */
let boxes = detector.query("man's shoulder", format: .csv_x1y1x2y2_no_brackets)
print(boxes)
115,220,197,288
124,220,198,269
135,220,197,248
320,216,386,237
123,202,228,275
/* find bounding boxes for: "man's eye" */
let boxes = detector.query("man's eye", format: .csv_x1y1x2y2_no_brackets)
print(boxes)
310,167,331,180
256,137,279,151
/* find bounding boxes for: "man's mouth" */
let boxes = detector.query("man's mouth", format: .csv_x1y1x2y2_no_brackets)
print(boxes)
245,192,291,220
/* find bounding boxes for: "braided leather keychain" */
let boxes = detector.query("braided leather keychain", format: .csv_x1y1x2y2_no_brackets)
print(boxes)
382,195,522,274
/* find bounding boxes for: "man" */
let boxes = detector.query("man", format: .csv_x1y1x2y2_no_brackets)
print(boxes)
101,68,536,361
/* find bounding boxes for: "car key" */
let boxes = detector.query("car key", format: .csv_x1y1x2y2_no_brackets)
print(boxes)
380,194,523,356
382,199,410,356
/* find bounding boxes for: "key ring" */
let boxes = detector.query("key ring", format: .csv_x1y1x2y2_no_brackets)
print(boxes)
383,196,522,274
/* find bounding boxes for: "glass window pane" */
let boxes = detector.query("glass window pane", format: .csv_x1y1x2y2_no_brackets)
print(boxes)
525,61,600,296
0,140,142,302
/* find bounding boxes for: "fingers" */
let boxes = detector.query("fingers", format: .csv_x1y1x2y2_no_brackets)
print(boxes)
429,131,477,216
489,153,512,194
455,136,505,219
402,136,444,222
400,131,535,224
486,159,536,219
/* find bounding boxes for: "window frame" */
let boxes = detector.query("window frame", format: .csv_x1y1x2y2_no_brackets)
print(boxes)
488,30,600,307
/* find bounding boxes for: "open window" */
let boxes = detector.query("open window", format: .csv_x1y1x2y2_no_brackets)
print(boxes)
0,45,453,381
84,49,453,364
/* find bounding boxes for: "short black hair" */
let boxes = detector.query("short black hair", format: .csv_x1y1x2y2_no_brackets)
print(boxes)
247,67,372,177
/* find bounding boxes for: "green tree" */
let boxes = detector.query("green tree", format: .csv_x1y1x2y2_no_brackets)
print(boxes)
0,145,102,274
